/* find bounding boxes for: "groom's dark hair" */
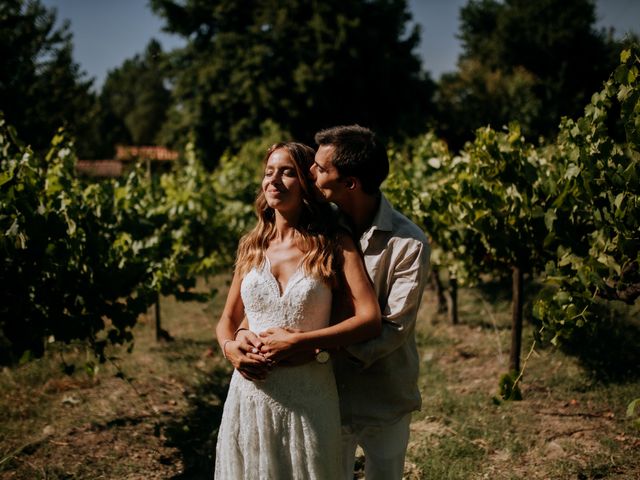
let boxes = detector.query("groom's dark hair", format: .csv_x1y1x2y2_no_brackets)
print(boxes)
314,125,389,195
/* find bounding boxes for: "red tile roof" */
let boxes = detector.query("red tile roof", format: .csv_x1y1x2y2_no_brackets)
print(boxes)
115,145,178,161
75,160,124,177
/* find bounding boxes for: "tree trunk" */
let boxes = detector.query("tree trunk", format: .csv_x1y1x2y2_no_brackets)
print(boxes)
430,269,447,313
155,293,162,342
445,275,459,325
509,265,524,373
155,293,174,342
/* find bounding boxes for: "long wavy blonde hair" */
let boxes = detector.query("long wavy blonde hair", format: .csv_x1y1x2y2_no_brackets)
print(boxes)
235,142,340,285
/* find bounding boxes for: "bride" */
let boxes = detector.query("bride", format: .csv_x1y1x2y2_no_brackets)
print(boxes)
214,142,381,479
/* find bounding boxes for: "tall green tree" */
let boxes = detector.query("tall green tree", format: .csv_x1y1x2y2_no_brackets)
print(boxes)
436,0,623,150
436,60,542,150
98,39,171,151
151,0,435,168
0,0,96,156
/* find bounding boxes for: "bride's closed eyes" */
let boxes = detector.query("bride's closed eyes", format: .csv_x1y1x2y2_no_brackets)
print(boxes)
264,167,296,178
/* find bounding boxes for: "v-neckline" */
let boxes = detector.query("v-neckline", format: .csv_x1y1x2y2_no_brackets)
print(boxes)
264,256,303,298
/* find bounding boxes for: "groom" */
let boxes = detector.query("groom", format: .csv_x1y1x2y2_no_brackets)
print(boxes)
233,125,430,479
309,125,430,480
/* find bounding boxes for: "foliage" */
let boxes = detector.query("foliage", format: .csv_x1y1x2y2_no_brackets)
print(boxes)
387,44,640,381
385,132,475,285
1,121,143,362
152,141,237,297
390,123,552,374
533,47,640,346
628,398,640,428
438,124,549,275
0,0,96,158
151,0,435,168
497,371,522,401
436,60,542,149
437,0,622,150
0,116,234,364
96,39,171,155
386,123,551,282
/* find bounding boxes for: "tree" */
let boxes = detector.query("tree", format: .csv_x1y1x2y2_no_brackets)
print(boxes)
98,39,172,152
0,0,96,156
151,0,435,168
436,0,622,150
436,59,542,152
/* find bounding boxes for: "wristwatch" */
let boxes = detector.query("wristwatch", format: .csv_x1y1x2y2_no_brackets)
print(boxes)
315,349,330,364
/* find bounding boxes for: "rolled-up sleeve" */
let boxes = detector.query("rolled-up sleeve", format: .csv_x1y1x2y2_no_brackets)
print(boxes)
346,240,430,368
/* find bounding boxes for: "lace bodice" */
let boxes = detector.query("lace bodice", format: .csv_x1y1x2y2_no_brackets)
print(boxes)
241,258,332,333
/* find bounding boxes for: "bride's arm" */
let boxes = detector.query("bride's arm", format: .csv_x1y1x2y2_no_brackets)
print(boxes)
216,270,271,380
259,234,381,361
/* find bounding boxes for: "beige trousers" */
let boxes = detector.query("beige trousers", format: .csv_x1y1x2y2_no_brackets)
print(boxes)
340,413,412,480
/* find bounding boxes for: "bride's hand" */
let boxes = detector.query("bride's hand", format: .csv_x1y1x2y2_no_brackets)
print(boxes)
225,338,272,381
235,328,264,352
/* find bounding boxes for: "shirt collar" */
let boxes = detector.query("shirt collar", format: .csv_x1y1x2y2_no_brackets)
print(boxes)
368,193,394,233
360,194,393,251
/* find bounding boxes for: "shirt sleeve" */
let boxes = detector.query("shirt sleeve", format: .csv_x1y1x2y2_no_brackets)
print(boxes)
345,239,430,369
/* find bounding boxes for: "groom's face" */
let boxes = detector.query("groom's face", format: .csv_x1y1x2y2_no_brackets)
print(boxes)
311,145,345,203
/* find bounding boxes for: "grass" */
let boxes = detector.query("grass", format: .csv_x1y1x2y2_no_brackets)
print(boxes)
0,275,233,479
1,276,639,479
406,286,640,480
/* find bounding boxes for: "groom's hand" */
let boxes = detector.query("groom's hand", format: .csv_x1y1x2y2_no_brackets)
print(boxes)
276,350,317,366
258,327,305,363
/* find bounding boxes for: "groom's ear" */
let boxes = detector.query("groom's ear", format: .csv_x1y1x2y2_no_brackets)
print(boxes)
344,177,358,190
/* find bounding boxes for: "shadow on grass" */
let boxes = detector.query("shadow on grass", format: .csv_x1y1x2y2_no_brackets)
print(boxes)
162,364,231,479
471,276,640,384
559,315,640,383
149,338,214,363
474,275,512,305
150,336,232,479
457,275,539,330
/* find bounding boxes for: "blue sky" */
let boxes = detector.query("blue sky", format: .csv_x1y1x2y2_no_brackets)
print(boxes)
42,0,640,91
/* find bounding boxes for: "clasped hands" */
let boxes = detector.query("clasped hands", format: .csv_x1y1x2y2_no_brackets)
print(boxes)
225,327,315,381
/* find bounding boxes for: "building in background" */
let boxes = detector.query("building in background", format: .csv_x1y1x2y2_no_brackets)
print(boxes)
76,145,178,178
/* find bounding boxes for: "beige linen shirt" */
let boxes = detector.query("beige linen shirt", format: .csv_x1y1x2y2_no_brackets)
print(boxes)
333,194,430,427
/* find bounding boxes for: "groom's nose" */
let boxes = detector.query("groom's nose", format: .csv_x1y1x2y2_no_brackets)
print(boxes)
309,163,317,180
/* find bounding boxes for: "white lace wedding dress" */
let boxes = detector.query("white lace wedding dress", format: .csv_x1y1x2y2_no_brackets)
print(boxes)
214,258,342,479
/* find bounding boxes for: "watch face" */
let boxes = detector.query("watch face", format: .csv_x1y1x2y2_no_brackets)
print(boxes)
316,350,330,364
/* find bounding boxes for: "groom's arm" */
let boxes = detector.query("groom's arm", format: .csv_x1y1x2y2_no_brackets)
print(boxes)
344,240,430,369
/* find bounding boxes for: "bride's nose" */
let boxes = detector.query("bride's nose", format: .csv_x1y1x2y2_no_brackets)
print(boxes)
268,172,284,186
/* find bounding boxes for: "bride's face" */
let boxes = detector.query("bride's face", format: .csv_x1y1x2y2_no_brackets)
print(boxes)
262,148,303,213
